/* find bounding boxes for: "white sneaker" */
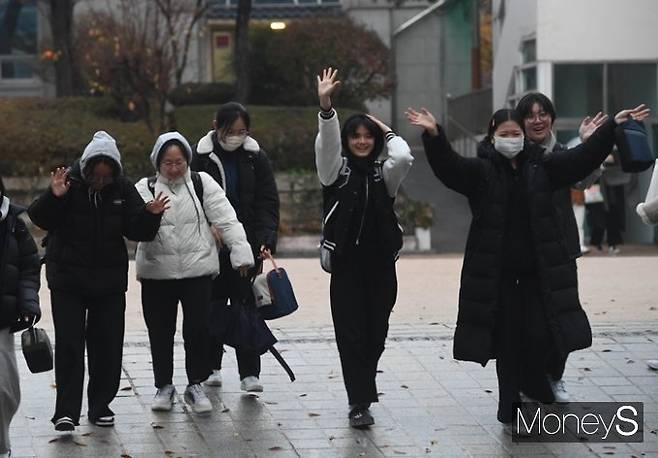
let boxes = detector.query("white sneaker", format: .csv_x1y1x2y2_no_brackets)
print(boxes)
151,384,176,411
205,369,222,387
240,376,263,392
608,246,621,255
580,245,590,254
184,384,212,414
549,378,570,403
647,360,658,370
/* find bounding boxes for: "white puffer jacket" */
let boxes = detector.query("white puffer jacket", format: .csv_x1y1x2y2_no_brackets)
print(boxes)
135,132,254,281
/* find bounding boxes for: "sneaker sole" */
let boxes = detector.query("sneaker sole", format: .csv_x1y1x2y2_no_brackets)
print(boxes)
93,419,114,427
204,380,222,387
54,420,75,432
151,404,173,412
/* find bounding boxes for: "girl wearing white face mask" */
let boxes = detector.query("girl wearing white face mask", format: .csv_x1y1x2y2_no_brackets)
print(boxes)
191,102,280,393
406,104,651,432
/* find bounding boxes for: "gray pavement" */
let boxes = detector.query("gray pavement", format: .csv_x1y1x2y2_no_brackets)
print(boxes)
8,255,658,457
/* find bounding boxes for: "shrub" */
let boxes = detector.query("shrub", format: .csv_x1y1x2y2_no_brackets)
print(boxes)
0,98,360,176
248,18,392,109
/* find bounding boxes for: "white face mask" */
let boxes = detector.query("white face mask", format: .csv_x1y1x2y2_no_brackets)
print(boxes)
494,136,524,159
219,134,247,152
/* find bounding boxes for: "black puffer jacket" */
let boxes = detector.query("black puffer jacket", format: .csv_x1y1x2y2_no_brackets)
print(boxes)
28,162,162,295
0,203,41,332
423,119,617,366
191,132,279,254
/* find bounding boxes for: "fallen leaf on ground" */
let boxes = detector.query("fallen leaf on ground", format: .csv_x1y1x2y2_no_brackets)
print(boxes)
269,446,284,451
120,386,132,391
151,423,164,429
308,412,321,417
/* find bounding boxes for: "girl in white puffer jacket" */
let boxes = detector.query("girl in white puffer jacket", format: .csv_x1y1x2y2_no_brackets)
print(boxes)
135,131,254,415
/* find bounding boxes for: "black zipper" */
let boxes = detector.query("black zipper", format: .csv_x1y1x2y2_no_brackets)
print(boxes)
356,179,368,246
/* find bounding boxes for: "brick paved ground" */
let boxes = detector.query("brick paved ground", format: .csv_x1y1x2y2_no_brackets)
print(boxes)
7,255,658,457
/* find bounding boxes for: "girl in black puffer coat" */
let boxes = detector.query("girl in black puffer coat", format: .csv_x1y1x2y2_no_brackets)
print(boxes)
406,103,650,428
0,175,41,457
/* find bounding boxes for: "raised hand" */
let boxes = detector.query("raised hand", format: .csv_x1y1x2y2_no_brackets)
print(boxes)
614,104,651,125
145,191,170,214
578,112,609,142
50,167,71,197
405,107,439,136
366,114,392,135
317,67,341,111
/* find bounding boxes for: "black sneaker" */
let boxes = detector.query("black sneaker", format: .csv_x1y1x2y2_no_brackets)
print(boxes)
54,416,75,432
92,415,115,427
348,406,374,429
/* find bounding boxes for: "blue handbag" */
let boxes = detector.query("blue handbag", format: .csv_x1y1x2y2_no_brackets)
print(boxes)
253,254,299,320
615,119,655,173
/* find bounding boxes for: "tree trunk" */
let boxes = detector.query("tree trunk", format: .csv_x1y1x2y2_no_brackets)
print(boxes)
234,0,251,103
48,0,82,96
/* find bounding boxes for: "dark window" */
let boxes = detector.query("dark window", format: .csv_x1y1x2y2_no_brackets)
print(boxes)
608,63,657,114
554,64,604,117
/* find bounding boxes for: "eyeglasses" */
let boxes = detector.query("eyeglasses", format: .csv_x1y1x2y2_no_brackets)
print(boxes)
525,111,550,122
161,160,187,168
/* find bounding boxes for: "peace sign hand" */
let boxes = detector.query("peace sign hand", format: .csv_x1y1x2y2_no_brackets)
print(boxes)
317,67,341,111
145,191,170,214
50,167,71,197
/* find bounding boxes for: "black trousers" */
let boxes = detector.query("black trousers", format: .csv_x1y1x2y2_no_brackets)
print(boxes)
50,290,126,424
141,276,213,388
208,253,260,379
495,273,555,423
330,252,397,406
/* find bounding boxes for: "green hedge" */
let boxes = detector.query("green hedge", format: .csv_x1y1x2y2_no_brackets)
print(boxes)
0,97,359,177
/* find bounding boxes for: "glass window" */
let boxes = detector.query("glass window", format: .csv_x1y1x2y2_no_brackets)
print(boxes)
608,63,657,114
522,67,536,91
554,64,604,118
521,39,536,63
0,0,37,79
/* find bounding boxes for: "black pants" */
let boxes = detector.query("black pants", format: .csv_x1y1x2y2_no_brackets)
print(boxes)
330,253,397,406
50,290,125,424
209,253,260,379
141,276,213,388
495,273,555,423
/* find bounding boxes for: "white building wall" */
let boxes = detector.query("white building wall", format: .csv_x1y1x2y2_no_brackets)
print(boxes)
536,0,658,62
491,0,537,108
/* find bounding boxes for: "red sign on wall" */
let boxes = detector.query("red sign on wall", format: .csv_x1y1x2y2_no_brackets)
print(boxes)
216,35,230,48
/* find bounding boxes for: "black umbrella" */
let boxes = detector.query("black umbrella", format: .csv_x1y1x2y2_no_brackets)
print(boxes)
216,270,295,382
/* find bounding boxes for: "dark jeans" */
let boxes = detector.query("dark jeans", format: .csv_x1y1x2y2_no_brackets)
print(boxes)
50,290,126,424
330,252,397,406
141,276,213,388
209,253,260,379
495,273,555,423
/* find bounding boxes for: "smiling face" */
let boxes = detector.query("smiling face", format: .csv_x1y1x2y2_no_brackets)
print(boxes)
348,125,375,158
158,145,188,180
524,102,553,143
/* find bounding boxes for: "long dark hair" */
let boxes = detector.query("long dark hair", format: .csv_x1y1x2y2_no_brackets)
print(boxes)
340,114,385,159
483,109,525,144
215,102,250,133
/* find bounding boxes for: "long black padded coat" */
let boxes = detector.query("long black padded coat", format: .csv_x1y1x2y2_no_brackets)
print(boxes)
422,119,617,366
28,162,162,295
0,204,40,332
